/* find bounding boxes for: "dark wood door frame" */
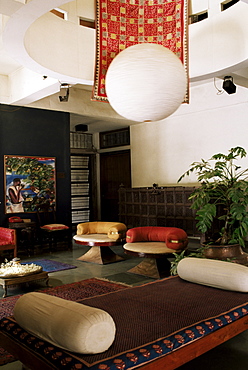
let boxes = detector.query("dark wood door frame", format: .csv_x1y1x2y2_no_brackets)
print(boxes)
100,150,131,221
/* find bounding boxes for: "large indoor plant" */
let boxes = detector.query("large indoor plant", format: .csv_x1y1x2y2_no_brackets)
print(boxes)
177,146,248,264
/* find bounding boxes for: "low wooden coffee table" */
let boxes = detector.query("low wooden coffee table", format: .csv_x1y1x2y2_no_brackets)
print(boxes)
0,271,49,298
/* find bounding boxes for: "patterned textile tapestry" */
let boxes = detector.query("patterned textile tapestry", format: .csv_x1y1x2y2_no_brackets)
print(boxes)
93,0,188,102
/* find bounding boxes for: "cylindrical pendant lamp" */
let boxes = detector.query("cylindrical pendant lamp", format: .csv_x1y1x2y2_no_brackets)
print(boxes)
105,43,187,122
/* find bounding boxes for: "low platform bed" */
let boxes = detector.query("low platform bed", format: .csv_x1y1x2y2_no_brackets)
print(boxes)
0,276,248,370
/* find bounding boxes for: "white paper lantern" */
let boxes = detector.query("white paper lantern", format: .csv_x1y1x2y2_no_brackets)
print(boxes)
105,43,187,122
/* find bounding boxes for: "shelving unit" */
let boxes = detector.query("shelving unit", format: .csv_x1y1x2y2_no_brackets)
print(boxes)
70,131,95,226
70,155,90,225
70,131,93,149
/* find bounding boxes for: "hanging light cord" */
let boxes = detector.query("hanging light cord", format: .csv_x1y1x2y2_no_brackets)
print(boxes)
214,78,224,95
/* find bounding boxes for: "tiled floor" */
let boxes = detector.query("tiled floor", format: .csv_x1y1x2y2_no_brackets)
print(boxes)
1,239,248,369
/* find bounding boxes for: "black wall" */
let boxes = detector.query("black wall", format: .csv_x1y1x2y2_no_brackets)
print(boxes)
0,104,71,226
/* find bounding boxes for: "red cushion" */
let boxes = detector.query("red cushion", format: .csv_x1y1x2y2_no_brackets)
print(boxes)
41,224,69,230
126,226,188,250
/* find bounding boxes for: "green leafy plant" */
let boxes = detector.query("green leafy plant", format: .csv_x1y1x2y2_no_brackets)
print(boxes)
178,147,248,247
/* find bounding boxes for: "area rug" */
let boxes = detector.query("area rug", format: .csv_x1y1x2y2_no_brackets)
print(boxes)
93,0,189,101
22,259,77,273
0,277,129,366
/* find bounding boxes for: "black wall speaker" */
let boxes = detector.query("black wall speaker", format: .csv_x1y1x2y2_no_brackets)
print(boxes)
75,124,88,132
222,77,236,94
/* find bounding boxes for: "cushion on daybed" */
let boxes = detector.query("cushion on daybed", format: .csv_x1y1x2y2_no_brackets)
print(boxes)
13,292,116,354
177,257,248,292
126,226,188,250
77,221,127,241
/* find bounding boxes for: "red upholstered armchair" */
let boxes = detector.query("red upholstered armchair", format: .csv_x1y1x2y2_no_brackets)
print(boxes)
0,227,17,258
124,226,188,278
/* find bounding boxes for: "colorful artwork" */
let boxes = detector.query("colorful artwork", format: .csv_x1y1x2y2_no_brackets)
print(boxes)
4,155,56,213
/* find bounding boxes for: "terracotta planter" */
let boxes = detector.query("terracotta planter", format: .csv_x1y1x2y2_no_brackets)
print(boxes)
203,244,248,266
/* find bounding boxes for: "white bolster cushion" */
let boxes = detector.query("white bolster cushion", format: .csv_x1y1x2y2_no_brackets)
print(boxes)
177,257,248,292
13,292,116,354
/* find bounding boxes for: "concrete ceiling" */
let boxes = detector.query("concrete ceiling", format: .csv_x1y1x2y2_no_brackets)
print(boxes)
2,0,248,133
0,0,131,133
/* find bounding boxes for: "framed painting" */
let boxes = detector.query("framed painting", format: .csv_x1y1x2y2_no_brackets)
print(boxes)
4,155,56,213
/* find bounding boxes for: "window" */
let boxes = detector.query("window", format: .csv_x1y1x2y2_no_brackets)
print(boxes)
189,11,208,24
79,18,95,29
51,8,68,20
100,128,130,149
221,0,239,11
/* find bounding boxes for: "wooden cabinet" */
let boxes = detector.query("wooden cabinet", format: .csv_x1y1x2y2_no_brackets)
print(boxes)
118,186,199,236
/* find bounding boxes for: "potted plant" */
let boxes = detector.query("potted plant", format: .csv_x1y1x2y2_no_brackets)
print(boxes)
177,146,248,264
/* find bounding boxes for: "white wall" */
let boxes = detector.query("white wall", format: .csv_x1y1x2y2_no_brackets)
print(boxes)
131,80,248,187
189,1,248,81
25,12,95,83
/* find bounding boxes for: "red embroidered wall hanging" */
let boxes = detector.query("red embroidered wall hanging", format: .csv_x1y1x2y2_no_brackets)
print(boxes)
93,0,188,102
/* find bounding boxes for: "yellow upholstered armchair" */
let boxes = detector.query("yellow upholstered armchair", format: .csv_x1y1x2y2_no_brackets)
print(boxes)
73,221,127,264
76,221,127,242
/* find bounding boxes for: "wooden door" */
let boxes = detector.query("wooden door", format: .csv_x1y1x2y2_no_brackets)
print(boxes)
100,150,131,221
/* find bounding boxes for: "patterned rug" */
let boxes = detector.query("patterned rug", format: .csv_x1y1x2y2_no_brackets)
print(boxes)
0,278,129,366
21,259,77,273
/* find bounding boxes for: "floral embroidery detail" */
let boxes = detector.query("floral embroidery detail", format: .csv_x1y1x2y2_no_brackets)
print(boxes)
60,357,73,366
71,364,84,369
215,319,223,327
6,323,15,331
224,315,232,323
126,353,138,363
98,364,110,370
51,351,63,360
175,334,184,344
113,358,126,369
13,328,22,335
20,332,29,340
152,344,163,354
43,346,55,355
34,341,45,349
205,321,214,330
196,326,205,335
27,337,36,345
234,312,240,319
163,339,174,349
185,329,195,339
139,348,151,358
